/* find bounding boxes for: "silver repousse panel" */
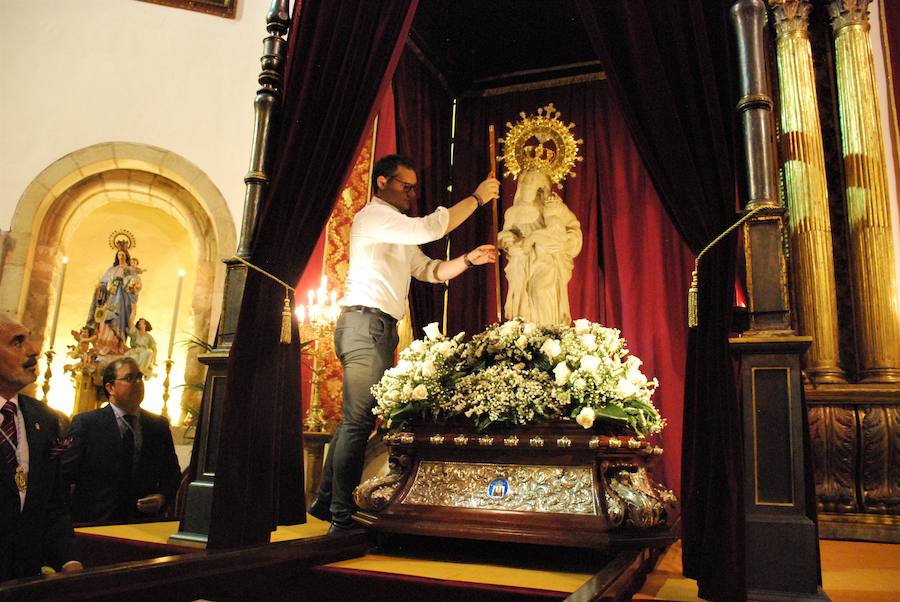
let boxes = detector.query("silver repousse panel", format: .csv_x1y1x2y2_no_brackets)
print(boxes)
401,461,597,515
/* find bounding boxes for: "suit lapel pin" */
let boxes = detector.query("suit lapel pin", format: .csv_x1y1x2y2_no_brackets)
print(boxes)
35,422,41,430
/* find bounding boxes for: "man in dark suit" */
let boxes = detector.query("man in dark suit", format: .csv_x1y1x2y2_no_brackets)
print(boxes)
0,316,81,580
62,357,181,523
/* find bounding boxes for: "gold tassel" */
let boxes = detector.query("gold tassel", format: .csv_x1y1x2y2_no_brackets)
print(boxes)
685,207,765,329
280,289,292,344
688,268,699,328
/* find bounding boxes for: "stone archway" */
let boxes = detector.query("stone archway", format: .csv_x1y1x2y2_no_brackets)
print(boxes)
0,142,236,418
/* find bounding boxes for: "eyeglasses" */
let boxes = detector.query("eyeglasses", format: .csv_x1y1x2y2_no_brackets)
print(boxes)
387,175,417,194
115,373,143,384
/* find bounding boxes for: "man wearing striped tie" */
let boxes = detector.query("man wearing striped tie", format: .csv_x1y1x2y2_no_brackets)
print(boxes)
0,316,81,581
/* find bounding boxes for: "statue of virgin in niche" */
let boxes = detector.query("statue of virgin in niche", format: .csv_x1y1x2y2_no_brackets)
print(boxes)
88,247,134,356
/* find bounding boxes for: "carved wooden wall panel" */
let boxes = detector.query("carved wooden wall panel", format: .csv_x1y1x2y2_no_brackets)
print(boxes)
808,405,858,512
859,406,900,514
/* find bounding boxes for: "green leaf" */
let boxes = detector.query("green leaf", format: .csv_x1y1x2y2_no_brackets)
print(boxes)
476,415,494,430
596,404,630,423
532,357,551,371
388,405,419,421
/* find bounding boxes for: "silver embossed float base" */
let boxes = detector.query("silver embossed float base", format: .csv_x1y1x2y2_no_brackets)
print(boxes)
401,461,597,515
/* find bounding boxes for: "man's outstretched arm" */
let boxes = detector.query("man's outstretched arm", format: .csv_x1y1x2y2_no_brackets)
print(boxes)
444,177,500,234
434,244,499,282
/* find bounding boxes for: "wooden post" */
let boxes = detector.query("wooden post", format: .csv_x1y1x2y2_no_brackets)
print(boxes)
489,125,502,323
170,0,292,548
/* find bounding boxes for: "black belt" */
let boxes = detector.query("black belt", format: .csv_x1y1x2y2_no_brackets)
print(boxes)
341,305,398,325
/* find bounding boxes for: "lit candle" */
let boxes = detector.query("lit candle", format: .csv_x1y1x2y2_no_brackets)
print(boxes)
48,256,68,349
295,305,305,324
167,269,185,359
307,289,315,307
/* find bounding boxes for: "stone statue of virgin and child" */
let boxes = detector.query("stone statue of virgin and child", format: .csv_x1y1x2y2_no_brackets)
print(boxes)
497,104,583,326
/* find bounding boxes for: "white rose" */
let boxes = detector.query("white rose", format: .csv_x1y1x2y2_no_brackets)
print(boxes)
580,333,597,351
394,359,414,375
383,389,400,402
602,330,620,350
408,340,425,353
411,384,429,400
626,357,647,384
522,322,536,335
421,359,436,378
580,355,601,373
433,341,454,357
575,406,596,429
541,338,562,360
617,377,638,398
423,322,442,340
574,318,592,334
515,335,529,349
553,362,572,386
499,324,516,339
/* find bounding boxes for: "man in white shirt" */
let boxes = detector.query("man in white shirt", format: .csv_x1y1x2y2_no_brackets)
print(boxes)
0,316,81,580
311,155,499,533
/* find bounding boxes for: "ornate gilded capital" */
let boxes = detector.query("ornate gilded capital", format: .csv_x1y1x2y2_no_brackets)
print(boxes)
828,0,871,33
769,0,812,38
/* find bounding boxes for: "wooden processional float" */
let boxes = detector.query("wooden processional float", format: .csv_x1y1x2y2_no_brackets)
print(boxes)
353,106,678,549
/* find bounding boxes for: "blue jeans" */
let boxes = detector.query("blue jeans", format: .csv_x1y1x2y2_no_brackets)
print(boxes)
315,309,398,525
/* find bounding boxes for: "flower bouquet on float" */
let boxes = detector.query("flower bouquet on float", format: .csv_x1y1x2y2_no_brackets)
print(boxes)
352,318,678,550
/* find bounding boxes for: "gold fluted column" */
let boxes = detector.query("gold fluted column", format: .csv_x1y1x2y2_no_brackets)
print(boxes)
829,0,900,383
771,0,846,383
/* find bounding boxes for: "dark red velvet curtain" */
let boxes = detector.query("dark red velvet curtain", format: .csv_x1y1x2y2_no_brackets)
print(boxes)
576,1,745,599
887,1,900,137
593,83,695,496
208,0,418,549
392,49,454,335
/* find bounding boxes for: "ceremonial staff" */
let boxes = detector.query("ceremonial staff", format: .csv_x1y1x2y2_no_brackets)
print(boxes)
488,125,502,323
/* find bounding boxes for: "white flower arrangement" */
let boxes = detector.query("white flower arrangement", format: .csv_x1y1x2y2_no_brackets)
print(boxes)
372,318,665,437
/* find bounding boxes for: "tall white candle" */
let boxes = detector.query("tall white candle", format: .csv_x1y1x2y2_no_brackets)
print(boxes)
167,270,185,359
48,256,68,349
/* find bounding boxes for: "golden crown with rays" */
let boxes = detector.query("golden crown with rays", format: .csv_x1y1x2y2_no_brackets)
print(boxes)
498,103,583,185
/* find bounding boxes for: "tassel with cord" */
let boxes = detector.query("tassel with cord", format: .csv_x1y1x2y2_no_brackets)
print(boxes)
228,256,298,344
280,288,292,344
688,206,764,329
688,268,699,328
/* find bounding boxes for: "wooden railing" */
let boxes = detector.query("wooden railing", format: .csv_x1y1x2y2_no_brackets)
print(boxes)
0,532,369,601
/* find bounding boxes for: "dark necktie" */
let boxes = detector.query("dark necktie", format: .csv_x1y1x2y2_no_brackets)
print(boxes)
1,401,17,466
121,414,135,471
115,414,137,519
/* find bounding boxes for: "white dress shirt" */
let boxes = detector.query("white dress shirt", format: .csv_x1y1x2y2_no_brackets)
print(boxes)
341,196,449,320
1,395,29,510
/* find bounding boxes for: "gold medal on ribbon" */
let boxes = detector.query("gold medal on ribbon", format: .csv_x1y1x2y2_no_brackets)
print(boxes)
14,465,27,492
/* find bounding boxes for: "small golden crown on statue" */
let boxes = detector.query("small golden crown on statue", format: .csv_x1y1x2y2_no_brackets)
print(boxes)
498,103,583,186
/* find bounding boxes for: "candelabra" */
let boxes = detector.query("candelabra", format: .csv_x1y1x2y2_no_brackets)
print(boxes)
40,349,55,403
297,276,340,433
161,358,174,422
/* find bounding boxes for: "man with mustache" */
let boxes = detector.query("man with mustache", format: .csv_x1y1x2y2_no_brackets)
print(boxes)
0,316,81,580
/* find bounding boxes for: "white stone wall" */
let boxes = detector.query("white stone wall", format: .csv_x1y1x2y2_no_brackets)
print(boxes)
0,0,273,231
